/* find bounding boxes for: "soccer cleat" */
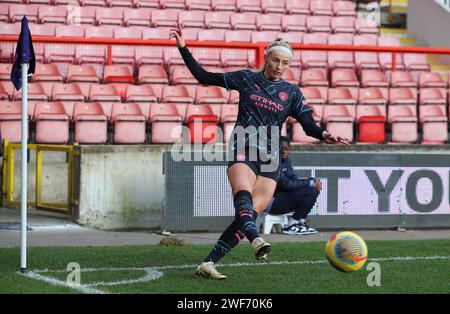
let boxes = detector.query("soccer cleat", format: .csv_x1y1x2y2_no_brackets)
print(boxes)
251,237,271,260
195,261,226,280
282,222,318,235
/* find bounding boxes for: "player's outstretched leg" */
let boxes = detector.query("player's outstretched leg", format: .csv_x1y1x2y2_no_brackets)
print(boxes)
234,190,271,260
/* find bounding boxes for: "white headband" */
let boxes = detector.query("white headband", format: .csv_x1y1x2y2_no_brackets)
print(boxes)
265,45,293,57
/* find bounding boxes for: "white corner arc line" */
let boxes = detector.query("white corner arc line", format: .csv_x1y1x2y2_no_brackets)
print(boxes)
20,255,450,294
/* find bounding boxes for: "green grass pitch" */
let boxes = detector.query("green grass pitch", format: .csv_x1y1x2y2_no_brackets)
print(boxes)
1,239,449,294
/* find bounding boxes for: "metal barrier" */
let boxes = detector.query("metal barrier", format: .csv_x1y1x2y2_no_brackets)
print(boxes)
2,139,76,215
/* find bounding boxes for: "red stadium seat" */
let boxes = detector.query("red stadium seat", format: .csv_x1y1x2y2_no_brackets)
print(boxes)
360,70,388,87
52,83,85,101
163,47,185,67
354,35,380,71
0,5,8,22
33,63,64,83
125,84,160,102
419,88,447,106
68,6,97,25
419,105,448,144
310,0,333,16
196,86,229,104
67,64,101,83
114,26,143,39
44,44,76,64
328,33,355,69
192,48,222,66
0,64,12,82
108,0,134,7
378,36,404,71
34,101,70,144
328,87,358,105
403,54,430,71
103,65,134,84
28,23,55,37
73,102,108,144
256,14,282,31
301,86,328,104
225,30,252,42
152,9,179,27
331,69,359,87
306,15,331,33
142,27,171,40
356,105,386,143
389,88,418,106
178,10,205,28
123,8,151,27
322,104,355,142
204,12,231,29
0,82,14,100
186,0,212,11
186,104,219,143
262,0,286,13
138,65,169,84
38,5,67,24
331,16,355,34
135,0,159,8
419,72,447,88
231,12,257,30
9,4,38,23
13,82,50,101
55,25,84,38
149,103,183,143
160,0,186,9
112,46,135,65
162,85,195,103
79,0,108,6
333,1,356,16
388,104,418,143
300,69,328,87
220,104,238,143
75,46,107,65
221,49,252,67
212,0,237,11
85,26,115,38
135,46,164,66
111,102,147,143
171,65,198,85
301,33,329,69
354,17,379,35
358,87,388,106
229,89,240,103
237,0,262,12
290,109,322,144
286,0,310,15
281,14,307,32
278,32,302,44
390,71,418,88
96,7,124,26
251,31,278,43
0,100,28,142
89,84,122,102
198,30,226,43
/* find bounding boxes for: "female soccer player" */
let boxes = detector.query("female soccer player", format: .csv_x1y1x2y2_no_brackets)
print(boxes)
170,24,349,279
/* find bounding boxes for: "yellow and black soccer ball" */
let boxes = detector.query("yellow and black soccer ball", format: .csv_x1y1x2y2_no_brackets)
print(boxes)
325,231,368,272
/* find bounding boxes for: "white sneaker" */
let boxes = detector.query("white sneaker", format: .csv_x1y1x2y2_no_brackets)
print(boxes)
195,261,226,280
251,237,271,260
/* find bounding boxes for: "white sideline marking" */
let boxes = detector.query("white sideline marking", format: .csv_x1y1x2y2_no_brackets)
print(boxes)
21,255,450,294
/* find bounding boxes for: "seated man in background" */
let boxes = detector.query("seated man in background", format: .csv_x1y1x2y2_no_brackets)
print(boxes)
267,136,321,235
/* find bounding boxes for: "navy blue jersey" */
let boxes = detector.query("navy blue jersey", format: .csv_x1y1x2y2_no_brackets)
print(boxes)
178,47,326,157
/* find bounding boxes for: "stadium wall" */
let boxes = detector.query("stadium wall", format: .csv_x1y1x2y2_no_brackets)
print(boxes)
408,0,450,47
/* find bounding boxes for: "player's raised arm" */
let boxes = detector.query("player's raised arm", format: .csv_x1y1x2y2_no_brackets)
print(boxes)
169,23,228,88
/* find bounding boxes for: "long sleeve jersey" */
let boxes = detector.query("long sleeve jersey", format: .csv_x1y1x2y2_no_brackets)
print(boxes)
178,46,326,157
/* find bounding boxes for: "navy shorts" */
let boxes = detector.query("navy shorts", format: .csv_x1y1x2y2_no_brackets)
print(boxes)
227,146,281,182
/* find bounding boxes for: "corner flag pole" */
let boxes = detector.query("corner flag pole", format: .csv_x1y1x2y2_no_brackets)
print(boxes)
20,62,28,273
11,16,35,273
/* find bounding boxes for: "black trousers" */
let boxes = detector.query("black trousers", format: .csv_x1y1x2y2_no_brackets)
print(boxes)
269,186,319,220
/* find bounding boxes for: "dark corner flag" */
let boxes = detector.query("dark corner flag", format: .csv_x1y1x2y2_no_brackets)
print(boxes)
11,16,35,91
10,16,35,273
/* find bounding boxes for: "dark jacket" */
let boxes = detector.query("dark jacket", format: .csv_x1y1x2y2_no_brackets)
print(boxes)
275,158,315,195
